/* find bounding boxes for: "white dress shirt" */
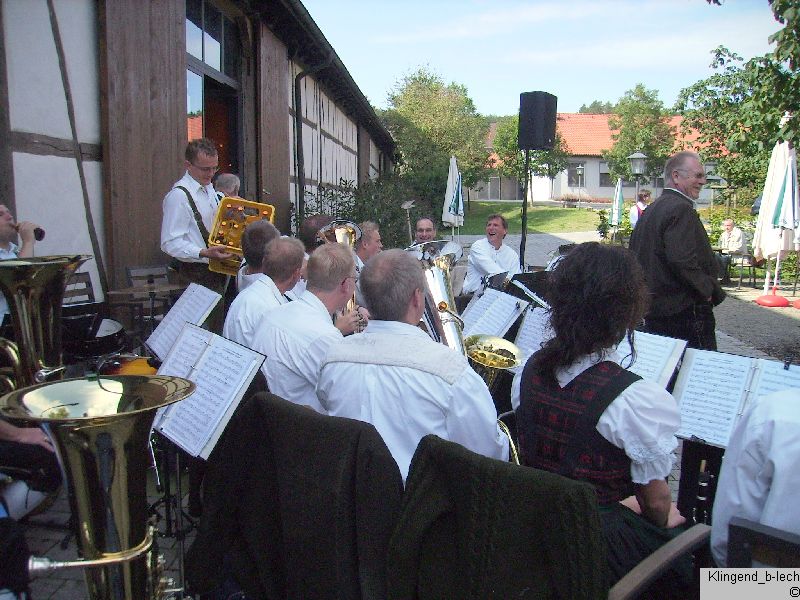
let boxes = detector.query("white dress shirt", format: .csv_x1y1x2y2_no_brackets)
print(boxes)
236,263,263,292
0,243,19,323
462,237,521,294
160,172,220,263
250,290,341,412
629,201,648,228
317,320,508,482
223,274,287,347
512,347,680,484
711,389,800,566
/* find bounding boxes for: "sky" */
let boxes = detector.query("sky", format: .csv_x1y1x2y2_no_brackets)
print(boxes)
300,0,783,116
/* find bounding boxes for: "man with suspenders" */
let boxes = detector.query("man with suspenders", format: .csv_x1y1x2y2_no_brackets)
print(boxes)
160,138,233,333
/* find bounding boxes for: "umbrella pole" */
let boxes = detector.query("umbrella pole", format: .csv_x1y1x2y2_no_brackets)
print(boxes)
757,237,791,307
519,150,530,272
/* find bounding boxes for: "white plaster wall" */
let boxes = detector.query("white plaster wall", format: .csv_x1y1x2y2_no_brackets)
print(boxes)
3,0,99,142
13,153,106,300
52,0,101,142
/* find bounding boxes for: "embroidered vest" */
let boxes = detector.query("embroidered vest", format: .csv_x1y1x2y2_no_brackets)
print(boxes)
518,361,640,504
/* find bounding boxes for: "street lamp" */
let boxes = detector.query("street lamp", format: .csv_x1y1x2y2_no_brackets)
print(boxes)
627,152,647,206
575,163,584,208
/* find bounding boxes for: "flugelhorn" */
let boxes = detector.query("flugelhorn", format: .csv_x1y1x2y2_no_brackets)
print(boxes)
1,374,196,599
0,255,89,393
207,197,276,276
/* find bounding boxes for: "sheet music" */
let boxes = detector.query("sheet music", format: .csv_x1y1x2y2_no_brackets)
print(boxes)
462,288,527,338
513,306,552,365
155,323,264,458
673,349,754,448
617,331,687,387
146,283,221,361
750,359,800,399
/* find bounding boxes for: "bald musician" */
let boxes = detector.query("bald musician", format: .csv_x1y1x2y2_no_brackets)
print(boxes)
317,249,508,482
223,237,304,348
251,243,360,412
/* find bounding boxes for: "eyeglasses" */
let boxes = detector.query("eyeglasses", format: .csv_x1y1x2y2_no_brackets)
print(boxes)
191,163,219,174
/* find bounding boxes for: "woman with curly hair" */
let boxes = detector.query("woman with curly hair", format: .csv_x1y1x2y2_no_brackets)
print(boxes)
516,242,687,585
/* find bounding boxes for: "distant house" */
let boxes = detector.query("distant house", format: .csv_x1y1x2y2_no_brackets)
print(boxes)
471,113,715,206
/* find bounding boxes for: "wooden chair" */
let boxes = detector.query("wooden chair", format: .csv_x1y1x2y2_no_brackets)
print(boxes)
609,524,711,600
727,517,800,567
62,271,95,305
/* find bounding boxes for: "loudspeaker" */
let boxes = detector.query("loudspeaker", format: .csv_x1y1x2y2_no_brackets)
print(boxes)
518,91,557,150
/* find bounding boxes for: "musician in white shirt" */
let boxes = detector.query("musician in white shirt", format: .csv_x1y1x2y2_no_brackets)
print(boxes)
462,214,520,294
317,249,508,482
223,237,304,347
251,243,357,412
711,388,800,566
235,220,279,293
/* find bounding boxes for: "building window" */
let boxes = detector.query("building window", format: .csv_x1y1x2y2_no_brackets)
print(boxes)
568,162,585,187
186,0,240,81
599,161,613,187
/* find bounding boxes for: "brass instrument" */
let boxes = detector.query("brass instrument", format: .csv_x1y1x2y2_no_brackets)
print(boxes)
1,375,195,599
0,255,89,393
317,219,362,317
207,197,276,276
464,334,522,392
406,240,465,354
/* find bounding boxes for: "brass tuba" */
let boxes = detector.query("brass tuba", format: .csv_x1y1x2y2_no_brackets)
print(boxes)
406,240,465,355
1,375,195,599
0,255,89,393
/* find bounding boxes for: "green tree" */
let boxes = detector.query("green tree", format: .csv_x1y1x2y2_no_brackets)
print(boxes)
602,84,675,181
675,47,774,200
382,67,491,216
492,115,570,199
578,100,615,114
702,0,800,144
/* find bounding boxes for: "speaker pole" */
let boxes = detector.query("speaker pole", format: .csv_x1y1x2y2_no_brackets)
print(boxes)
519,149,530,271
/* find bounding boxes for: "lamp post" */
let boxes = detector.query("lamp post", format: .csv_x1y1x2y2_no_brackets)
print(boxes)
627,152,647,207
575,163,584,208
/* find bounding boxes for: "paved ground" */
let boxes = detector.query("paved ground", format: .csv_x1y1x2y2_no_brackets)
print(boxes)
17,230,798,598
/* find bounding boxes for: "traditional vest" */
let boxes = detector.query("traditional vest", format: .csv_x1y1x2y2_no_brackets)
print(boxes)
518,361,640,504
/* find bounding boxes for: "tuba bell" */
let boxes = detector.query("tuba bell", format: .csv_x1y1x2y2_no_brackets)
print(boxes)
1,375,195,599
0,255,90,393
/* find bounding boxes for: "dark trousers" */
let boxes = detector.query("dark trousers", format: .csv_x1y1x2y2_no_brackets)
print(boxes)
0,439,61,493
715,254,732,281
643,302,717,351
175,262,230,335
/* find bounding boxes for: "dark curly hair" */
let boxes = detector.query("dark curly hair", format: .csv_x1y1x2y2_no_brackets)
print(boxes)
531,242,649,384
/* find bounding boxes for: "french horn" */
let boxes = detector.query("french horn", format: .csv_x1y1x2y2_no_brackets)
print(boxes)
207,197,276,276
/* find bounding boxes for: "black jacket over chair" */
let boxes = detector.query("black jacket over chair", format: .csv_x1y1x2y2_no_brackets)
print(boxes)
185,392,404,600
387,434,609,600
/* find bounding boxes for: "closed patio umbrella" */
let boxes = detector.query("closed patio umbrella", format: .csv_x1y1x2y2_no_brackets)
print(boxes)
442,156,464,236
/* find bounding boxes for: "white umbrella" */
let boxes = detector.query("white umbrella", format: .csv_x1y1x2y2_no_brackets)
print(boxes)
753,141,798,303
442,156,464,235
610,178,624,227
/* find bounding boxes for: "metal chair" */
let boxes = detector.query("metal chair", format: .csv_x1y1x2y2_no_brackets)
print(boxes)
730,251,757,288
